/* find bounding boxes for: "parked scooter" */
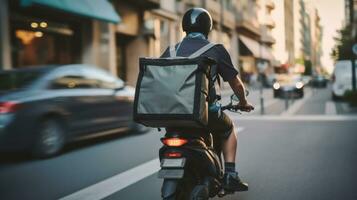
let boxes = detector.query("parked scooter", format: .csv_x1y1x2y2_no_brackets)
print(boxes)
159,94,248,200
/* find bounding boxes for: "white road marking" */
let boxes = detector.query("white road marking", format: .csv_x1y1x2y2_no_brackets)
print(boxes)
281,90,313,116
60,128,246,200
59,158,160,200
341,103,350,112
230,115,357,121
325,101,337,115
236,127,245,132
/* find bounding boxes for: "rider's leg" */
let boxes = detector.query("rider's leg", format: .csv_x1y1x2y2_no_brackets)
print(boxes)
221,125,248,191
222,124,237,163
208,111,248,191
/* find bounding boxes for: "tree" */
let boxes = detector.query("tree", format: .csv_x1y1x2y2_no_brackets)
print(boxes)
331,25,354,61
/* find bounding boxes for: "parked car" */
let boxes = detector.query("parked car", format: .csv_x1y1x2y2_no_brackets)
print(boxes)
331,60,357,100
311,75,328,88
273,74,304,98
265,73,277,87
0,64,145,158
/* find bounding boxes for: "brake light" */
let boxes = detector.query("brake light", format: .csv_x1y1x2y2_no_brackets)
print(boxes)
164,152,182,158
332,74,336,83
162,138,188,147
0,102,20,114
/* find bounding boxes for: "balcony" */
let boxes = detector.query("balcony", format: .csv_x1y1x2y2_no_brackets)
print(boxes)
222,10,235,30
176,1,186,14
261,33,276,45
260,25,275,45
204,0,221,23
122,0,160,9
185,0,202,7
236,12,261,37
266,0,275,10
265,16,275,28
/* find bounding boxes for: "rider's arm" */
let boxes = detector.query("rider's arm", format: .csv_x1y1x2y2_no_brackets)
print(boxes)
228,75,247,104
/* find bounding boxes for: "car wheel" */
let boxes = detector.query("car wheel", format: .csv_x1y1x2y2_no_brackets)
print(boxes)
32,118,65,158
332,92,340,101
130,122,150,134
300,90,304,98
273,91,279,98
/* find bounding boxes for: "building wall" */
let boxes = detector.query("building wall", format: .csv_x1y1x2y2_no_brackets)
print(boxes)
272,0,296,66
0,0,12,70
293,0,303,60
0,0,114,73
284,0,295,65
309,8,322,73
271,0,288,64
294,0,313,64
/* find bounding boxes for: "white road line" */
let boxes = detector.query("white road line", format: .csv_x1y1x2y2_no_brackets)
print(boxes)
281,90,313,116
60,128,246,200
230,115,357,121
236,127,245,132
341,103,350,112
59,158,160,200
325,101,337,115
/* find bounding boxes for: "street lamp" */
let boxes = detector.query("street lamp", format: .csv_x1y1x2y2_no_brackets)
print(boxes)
258,38,265,115
349,0,356,91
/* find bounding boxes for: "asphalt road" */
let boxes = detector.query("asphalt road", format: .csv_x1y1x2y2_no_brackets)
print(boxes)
1,86,357,200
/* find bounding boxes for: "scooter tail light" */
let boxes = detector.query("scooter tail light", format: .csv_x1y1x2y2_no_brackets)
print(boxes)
0,102,20,114
161,138,188,147
164,152,183,158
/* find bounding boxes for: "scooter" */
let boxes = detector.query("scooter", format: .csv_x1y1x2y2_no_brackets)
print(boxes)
158,94,247,200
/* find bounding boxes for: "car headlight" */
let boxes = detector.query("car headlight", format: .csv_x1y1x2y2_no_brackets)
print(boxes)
273,82,280,90
295,82,303,89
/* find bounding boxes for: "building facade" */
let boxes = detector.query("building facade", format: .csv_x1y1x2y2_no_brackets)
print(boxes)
259,0,277,74
1,0,283,86
0,0,120,74
271,0,295,72
309,8,322,74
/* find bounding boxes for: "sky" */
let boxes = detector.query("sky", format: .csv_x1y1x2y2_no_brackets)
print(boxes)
310,0,345,73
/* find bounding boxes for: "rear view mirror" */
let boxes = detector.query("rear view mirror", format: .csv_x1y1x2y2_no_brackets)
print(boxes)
231,94,239,102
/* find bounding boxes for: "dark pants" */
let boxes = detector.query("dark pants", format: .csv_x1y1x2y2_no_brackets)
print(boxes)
207,111,234,140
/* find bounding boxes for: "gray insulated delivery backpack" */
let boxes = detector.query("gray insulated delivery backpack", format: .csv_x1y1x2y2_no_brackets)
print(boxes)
133,42,217,128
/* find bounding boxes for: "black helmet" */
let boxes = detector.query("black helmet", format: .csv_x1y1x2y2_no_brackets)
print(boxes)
182,8,212,37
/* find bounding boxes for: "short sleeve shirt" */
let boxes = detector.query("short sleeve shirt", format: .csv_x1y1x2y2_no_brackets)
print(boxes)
161,37,239,82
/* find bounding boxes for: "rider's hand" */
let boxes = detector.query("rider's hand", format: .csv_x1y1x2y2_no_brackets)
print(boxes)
236,100,254,112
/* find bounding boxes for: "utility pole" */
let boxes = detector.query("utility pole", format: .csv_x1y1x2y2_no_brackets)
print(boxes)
349,0,356,91
258,39,265,115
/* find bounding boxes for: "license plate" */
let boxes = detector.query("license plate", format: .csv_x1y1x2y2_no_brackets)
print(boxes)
161,158,185,168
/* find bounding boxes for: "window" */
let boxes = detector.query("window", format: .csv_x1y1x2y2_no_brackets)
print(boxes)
10,14,81,68
50,74,98,89
0,70,44,91
82,68,123,89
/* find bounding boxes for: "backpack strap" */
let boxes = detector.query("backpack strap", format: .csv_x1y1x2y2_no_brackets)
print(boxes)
188,42,216,58
169,44,176,57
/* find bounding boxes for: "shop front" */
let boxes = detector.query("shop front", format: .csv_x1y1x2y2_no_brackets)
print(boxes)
10,13,80,68
238,35,275,84
0,0,120,71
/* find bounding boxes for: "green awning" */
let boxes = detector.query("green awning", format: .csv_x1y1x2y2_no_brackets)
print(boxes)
21,0,121,23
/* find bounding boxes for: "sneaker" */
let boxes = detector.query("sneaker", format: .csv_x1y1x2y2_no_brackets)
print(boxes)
223,172,249,192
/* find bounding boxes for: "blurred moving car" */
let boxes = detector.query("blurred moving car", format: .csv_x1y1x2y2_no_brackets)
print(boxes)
273,75,304,98
331,60,357,100
311,75,328,88
0,64,144,158
301,75,312,86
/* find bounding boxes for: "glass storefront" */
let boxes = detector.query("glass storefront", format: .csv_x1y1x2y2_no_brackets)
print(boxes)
10,14,81,68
